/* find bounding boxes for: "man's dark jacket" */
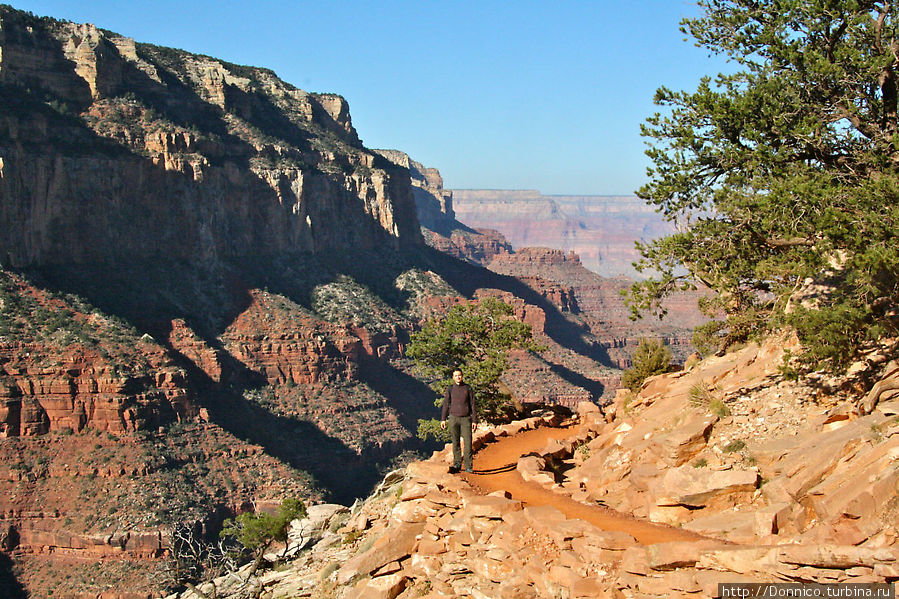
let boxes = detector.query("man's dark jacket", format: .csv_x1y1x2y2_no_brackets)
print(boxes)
441,383,477,423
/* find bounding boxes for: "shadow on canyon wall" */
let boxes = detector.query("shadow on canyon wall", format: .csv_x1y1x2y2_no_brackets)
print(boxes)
0,552,27,599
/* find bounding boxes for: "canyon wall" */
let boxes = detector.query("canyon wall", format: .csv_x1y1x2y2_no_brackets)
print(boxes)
0,9,422,269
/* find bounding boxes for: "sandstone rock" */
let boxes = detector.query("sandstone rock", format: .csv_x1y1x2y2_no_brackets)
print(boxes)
470,554,520,583
620,546,650,575
463,495,524,519
803,434,899,526
650,412,718,466
647,504,693,526
516,455,546,481
337,522,425,585
407,461,450,482
399,482,433,502
649,465,759,507
288,503,348,551
696,546,780,575
391,500,436,523
777,544,898,569
348,573,407,599
646,540,722,571
683,510,767,543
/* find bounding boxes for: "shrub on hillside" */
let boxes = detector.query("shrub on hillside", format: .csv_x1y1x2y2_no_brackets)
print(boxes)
621,338,671,393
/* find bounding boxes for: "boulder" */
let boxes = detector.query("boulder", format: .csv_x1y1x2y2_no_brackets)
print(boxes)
337,522,425,585
463,495,523,519
646,540,722,571
682,510,767,543
650,413,718,466
287,503,348,551
649,465,759,507
348,573,407,599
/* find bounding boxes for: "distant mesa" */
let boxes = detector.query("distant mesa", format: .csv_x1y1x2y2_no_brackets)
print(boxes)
451,189,674,279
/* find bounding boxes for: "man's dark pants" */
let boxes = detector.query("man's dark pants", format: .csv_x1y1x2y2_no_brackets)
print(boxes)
448,415,473,471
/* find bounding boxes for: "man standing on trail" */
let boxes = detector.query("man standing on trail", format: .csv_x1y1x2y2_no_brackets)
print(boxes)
440,368,477,474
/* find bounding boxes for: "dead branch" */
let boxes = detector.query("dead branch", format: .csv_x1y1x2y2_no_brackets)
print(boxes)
859,359,899,414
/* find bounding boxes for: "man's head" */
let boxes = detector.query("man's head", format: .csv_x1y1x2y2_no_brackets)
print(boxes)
452,369,464,384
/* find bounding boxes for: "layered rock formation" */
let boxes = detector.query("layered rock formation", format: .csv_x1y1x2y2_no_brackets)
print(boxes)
485,246,707,368
452,189,674,278
0,270,193,437
375,149,454,232
0,8,421,269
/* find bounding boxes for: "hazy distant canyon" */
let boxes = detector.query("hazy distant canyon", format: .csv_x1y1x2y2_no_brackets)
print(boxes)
451,189,673,278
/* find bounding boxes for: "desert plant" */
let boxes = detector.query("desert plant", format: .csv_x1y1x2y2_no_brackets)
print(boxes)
621,338,671,393
689,382,731,417
722,439,746,453
709,397,731,418
220,497,306,577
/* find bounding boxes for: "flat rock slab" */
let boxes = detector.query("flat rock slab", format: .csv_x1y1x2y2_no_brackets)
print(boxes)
337,522,425,585
463,495,523,519
650,465,759,507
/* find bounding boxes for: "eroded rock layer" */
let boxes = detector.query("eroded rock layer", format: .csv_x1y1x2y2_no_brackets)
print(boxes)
0,9,421,269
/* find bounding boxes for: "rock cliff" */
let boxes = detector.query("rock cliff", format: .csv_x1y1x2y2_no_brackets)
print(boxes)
0,7,421,269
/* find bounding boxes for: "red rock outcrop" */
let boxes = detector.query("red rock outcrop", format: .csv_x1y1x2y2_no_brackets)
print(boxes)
0,345,190,436
0,271,194,437
486,245,708,367
220,290,363,386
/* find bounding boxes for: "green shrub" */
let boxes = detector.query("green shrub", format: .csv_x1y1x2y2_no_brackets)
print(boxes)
689,382,731,417
709,398,731,418
722,439,745,453
621,338,672,393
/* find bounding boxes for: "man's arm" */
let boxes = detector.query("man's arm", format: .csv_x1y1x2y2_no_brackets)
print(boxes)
440,385,452,421
468,386,477,425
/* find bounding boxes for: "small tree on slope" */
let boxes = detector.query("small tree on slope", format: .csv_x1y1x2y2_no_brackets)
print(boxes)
625,0,899,371
220,497,305,577
407,297,541,439
621,338,672,393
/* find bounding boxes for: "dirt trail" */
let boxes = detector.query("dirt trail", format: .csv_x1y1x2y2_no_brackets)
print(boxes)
465,425,708,545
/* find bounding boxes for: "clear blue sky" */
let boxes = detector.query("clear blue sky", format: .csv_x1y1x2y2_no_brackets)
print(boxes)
11,1,727,195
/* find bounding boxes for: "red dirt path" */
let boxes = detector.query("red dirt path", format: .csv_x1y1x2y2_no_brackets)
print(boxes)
465,425,709,545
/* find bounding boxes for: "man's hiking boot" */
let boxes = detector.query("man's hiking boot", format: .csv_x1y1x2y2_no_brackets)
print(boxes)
448,466,460,474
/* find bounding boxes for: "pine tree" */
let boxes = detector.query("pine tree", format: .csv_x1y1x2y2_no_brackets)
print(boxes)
627,0,899,370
